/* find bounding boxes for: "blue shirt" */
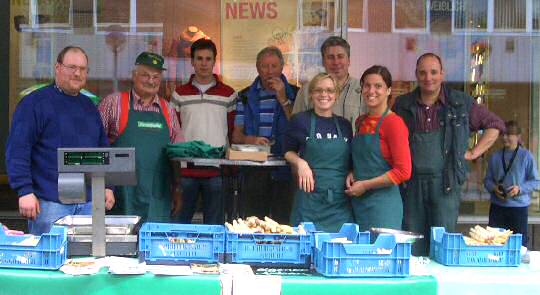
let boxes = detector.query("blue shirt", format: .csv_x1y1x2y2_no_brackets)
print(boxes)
284,111,353,156
6,84,109,203
234,82,278,138
484,146,540,207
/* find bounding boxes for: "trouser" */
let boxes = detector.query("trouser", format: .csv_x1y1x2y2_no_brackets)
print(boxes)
241,169,294,224
177,176,224,225
489,203,528,247
403,174,461,256
29,199,92,235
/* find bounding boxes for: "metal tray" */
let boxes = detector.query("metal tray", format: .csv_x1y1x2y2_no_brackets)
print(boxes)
67,235,138,257
54,215,141,235
370,228,424,243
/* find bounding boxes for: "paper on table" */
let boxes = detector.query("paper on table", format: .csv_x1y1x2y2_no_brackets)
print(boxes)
146,265,193,276
233,275,282,295
60,258,105,276
108,258,146,275
219,263,254,276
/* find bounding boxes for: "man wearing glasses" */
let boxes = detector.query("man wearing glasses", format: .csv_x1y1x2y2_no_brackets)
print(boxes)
7,46,115,235
99,52,184,223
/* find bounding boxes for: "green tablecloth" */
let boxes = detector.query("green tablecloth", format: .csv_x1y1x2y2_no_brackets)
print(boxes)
0,268,221,295
0,266,437,295
281,275,437,295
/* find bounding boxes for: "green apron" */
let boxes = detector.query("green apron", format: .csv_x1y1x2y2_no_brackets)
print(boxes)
111,91,172,223
289,112,353,232
404,125,460,256
351,109,403,231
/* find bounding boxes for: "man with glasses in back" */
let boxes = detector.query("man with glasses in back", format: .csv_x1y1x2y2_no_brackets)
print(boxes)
99,52,184,223
293,36,366,127
7,46,115,235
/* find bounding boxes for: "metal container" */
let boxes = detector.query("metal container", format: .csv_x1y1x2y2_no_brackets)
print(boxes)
54,215,141,257
54,215,141,235
370,228,423,243
67,235,138,257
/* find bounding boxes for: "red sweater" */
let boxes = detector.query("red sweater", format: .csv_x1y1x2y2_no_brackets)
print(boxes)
355,113,412,184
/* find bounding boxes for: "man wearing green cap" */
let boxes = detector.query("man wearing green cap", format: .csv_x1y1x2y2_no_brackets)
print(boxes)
99,52,184,222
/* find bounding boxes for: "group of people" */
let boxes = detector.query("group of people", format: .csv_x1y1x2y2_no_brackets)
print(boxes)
6,36,539,255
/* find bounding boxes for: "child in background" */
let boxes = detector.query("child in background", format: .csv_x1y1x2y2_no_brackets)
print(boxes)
484,120,540,246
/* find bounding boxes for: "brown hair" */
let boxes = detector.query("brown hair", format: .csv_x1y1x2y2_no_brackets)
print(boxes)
56,46,88,64
505,120,522,135
360,65,392,88
191,38,217,59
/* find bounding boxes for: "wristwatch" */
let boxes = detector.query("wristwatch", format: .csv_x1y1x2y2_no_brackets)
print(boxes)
281,100,291,107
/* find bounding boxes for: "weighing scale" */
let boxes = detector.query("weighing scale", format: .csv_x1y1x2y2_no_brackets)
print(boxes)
57,147,136,257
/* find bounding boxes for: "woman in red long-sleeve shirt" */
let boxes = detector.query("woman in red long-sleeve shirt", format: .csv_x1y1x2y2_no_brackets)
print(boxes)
345,65,411,231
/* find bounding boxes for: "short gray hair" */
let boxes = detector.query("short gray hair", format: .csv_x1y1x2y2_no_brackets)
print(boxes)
256,46,284,68
320,36,351,58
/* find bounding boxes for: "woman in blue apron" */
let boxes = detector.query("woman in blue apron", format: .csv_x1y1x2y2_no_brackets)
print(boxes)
346,65,412,231
285,73,354,232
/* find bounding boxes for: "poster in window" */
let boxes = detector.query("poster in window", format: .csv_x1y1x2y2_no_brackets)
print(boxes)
221,0,298,90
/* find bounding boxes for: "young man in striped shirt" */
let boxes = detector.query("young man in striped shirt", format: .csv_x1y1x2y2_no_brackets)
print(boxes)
172,39,236,224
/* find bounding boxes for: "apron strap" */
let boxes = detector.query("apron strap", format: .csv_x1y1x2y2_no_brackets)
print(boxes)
121,91,172,136
119,91,130,136
309,111,317,138
333,116,343,138
310,111,345,139
374,108,390,133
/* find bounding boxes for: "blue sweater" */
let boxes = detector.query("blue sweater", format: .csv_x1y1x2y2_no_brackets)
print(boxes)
484,146,540,207
6,84,109,203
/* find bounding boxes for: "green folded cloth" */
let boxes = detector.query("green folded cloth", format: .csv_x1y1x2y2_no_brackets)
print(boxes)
167,141,225,159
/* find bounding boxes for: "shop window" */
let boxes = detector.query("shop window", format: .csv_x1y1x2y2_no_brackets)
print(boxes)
393,0,429,32
300,0,337,32
30,0,72,32
348,0,367,32
494,0,526,31
533,0,540,31
136,0,164,33
95,0,130,32
453,0,488,31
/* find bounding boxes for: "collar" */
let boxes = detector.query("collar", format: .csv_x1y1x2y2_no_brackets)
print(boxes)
415,84,447,107
54,83,79,96
255,79,275,97
131,89,160,106
188,74,220,86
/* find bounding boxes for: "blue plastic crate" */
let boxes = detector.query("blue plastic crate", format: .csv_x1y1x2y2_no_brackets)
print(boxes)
225,223,315,267
0,225,67,270
139,223,225,265
430,227,521,267
314,225,411,277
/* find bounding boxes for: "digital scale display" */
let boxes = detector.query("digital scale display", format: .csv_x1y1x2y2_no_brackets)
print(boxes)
64,152,110,165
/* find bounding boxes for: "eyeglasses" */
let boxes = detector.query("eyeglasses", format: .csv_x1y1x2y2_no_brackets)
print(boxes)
313,88,337,95
60,63,89,74
136,71,162,82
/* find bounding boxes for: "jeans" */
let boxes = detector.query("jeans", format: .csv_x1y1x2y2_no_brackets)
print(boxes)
489,203,529,246
28,199,92,235
177,176,224,224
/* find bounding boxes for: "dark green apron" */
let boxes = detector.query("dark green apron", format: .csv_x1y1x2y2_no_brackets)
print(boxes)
289,112,353,232
404,125,460,256
111,91,172,223
351,109,403,232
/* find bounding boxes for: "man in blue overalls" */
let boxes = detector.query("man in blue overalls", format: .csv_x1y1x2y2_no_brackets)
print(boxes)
393,53,505,256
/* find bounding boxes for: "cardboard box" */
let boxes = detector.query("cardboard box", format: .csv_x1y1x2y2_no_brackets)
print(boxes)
226,148,268,162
